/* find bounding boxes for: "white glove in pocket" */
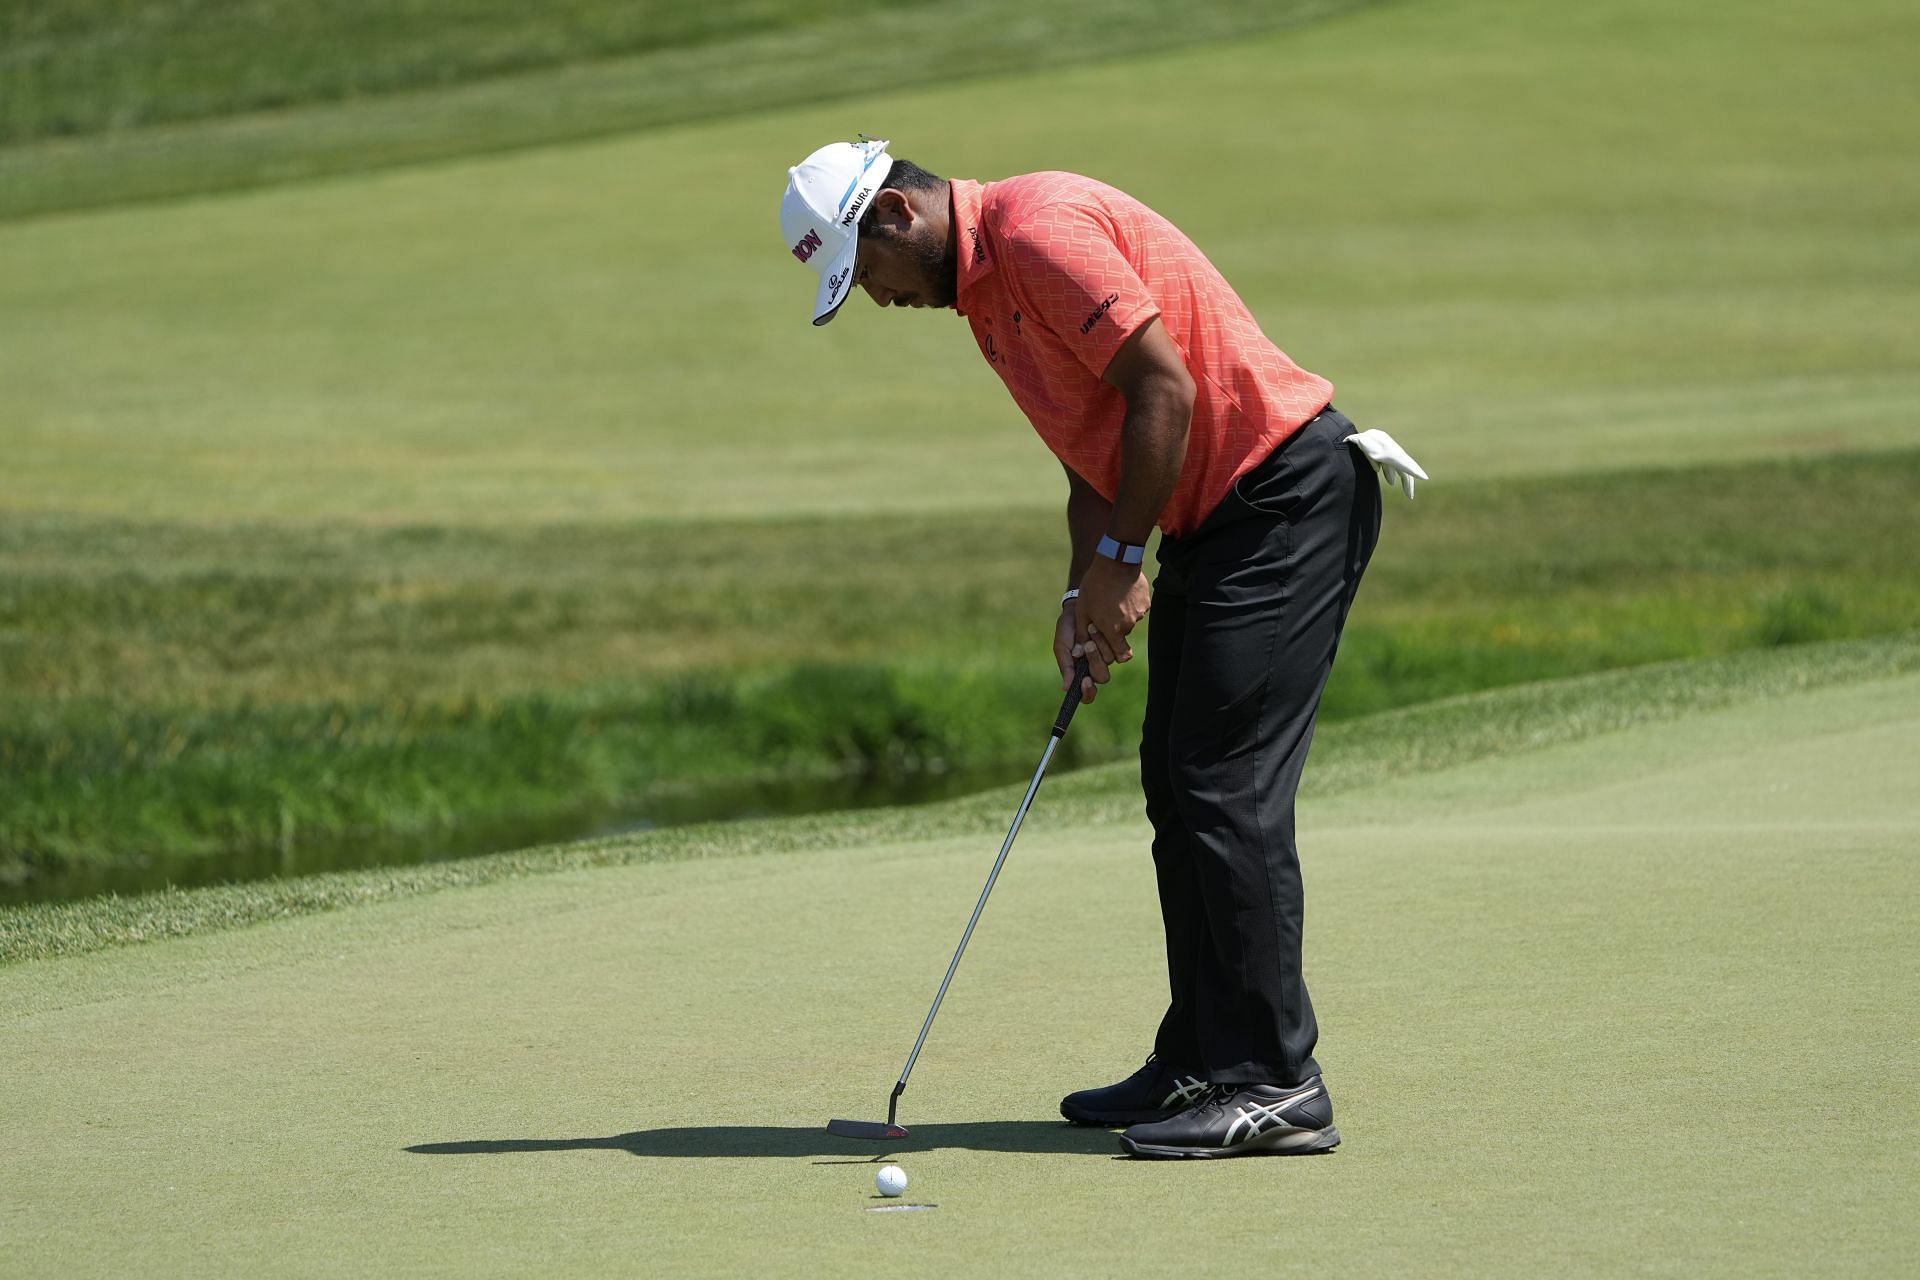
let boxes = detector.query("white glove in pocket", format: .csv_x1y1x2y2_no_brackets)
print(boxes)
1342,428,1429,499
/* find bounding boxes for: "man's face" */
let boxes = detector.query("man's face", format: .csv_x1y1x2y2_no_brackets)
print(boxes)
853,189,957,311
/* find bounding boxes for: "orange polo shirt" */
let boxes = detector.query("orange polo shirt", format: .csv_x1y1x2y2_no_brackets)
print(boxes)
951,174,1333,536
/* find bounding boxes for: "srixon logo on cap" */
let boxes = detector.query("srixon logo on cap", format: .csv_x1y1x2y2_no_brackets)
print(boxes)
792,228,825,264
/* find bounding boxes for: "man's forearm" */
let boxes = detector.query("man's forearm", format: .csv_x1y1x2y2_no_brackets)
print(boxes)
1108,382,1191,544
1090,315,1196,551
1063,388,1191,589
1064,476,1110,591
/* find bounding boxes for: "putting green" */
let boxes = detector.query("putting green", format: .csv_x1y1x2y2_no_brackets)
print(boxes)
5,672,1914,1275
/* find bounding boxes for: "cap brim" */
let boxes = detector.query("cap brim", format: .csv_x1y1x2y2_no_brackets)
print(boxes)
809,235,859,327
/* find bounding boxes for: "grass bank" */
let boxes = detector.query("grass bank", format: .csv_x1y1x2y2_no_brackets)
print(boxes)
5,452,1917,892
15,449,1916,713
5,631,1916,966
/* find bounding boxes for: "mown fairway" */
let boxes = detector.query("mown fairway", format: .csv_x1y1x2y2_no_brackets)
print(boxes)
4,660,1915,1275
3,0,1916,891
5,0,1917,524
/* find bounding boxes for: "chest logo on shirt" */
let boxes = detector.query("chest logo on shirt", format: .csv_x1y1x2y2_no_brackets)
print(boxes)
1080,294,1120,335
982,333,999,364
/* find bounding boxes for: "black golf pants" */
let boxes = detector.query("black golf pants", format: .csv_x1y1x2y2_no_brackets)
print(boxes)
1142,406,1381,1087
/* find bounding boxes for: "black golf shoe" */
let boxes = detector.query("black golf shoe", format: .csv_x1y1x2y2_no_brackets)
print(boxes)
1060,1055,1209,1127
1118,1077,1340,1158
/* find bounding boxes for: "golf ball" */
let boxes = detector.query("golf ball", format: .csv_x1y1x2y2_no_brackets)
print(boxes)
875,1165,908,1198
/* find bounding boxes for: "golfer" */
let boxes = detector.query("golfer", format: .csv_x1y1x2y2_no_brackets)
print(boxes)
780,138,1422,1157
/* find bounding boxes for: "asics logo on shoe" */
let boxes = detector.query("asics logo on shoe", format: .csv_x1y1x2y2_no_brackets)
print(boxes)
1222,1086,1323,1146
1158,1076,1208,1109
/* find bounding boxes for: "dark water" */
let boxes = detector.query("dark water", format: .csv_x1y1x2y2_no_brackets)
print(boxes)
0,763,1029,908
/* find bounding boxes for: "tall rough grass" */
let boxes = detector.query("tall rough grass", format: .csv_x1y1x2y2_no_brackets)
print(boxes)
5,451,1918,890
0,0,1377,216
6,632,1915,965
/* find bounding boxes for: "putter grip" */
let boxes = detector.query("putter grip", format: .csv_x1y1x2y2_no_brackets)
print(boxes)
1053,656,1091,738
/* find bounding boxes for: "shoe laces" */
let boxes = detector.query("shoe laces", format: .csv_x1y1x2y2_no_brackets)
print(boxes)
1186,1083,1242,1117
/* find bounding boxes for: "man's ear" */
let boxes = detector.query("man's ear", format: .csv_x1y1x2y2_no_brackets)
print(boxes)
869,188,915,234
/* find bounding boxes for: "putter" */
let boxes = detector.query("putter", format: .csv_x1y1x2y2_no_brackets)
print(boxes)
828,656,1092,1141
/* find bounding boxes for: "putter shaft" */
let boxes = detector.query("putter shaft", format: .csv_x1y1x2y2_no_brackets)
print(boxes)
887,660,1086,1108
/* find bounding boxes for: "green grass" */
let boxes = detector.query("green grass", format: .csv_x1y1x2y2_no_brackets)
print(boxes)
0,0,1375,217
4,658,1914,1274
10,449,1917,712
3,0,1917,526
6,448,1917,888
6,631,1917,966
3,0,1916,890
4,3,1916,1258
2,0,908,140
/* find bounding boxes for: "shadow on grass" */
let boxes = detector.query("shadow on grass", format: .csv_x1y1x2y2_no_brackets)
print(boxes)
407,1121,1119,1159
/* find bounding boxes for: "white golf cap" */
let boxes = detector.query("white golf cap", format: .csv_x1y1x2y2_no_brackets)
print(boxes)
780,137,894,326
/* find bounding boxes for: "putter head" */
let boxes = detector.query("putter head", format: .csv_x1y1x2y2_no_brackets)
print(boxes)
826,1118,909,1141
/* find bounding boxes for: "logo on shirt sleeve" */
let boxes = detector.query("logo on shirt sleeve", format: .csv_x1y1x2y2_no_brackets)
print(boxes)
1080,293,1120,335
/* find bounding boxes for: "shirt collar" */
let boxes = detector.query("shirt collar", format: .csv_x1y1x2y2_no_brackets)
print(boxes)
950,179,995,316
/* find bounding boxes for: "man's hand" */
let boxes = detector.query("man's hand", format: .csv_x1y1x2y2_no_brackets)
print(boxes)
1054,608,1093,702
1058,556,1150,700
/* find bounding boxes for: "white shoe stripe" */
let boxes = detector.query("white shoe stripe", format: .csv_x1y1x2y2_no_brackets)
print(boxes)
1222,1087,1322,1145
1160,1076,1209,1109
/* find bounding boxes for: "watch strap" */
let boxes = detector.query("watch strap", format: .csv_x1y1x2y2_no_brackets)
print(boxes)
1095,533,1147,565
